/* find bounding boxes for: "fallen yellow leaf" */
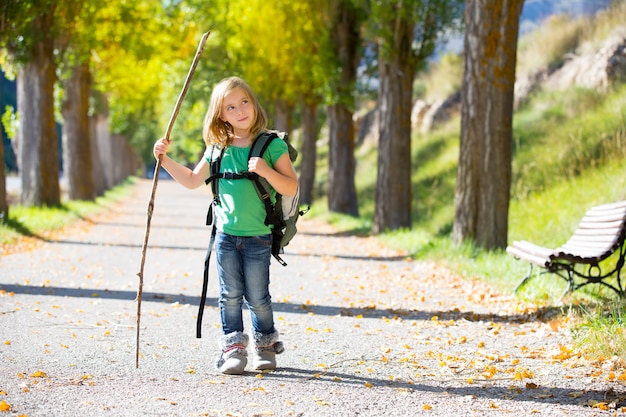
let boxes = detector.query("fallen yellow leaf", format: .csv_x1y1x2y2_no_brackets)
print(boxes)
0,400,10,411
30,370,47,378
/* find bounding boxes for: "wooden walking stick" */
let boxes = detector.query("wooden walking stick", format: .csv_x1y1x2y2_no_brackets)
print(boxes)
135,31,210,368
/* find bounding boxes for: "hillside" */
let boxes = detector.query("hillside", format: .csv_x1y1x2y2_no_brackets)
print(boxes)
340,2,626,305
409,2,626,135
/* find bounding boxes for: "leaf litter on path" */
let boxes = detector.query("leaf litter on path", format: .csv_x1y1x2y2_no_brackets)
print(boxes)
1,180,625,416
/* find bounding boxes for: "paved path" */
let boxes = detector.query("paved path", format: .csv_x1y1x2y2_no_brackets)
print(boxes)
1,179,625,416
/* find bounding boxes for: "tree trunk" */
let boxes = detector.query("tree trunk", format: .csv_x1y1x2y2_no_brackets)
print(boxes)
273,98,292,133
62,61,96,200
373,19,415,233
0,128,7,220
327,104,358,215
327,0,359,216
17,11,60,207
89,114,106,196
453,0,524,250
299,99,318,206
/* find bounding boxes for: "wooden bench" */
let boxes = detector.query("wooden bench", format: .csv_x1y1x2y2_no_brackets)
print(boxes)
506,200,626,298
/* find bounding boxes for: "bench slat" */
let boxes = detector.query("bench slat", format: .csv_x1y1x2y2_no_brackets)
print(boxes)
506,245,551,267
583,211,626,221
587,201,626,211
569,227,622,236
564,235,620,246
585,207,626,216
560,242,614,252
508,240,554,257
566,235,621,245
577,219,625,229
557,248,610,260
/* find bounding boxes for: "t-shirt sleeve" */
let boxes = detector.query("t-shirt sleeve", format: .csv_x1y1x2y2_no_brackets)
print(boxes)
265,138,289,167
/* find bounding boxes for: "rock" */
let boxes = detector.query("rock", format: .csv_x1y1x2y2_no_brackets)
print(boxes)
420,91,461,133
411,99,431,130
545,27,626,91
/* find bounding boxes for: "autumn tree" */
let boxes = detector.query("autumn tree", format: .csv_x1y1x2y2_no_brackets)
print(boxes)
0,1,60,206
173,0,326,206
90,1,182,181
238,0,327,207
453,0,524,250
147,0,234,166
283,1,326,206
207,0,299,130
325,0,363,216
57,1,97,200
366,0,463,233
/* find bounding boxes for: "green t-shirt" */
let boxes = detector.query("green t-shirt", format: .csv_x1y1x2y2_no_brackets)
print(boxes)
204,138,288,236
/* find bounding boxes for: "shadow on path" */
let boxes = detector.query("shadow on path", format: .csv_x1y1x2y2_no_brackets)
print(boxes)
0,283,564,325
266,366,625,410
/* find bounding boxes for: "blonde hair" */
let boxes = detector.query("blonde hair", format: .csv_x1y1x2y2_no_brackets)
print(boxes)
202,76,268,147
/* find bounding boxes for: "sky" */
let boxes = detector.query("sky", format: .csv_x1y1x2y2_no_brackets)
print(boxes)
438,0,614,56
519,0,613,34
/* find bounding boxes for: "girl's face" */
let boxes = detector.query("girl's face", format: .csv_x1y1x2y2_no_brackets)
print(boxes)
220,87,256,135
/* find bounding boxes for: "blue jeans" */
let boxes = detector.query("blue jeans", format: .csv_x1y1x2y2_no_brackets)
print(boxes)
215,232,276,335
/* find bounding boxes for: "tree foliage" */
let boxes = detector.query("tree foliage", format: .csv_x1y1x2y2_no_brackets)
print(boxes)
89,1,187,161
0,0,525,238
153,0,329,166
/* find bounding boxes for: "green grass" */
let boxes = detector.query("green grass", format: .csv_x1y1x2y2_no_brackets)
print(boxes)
312,64,626,360
572,301,626,360
0,178,136,247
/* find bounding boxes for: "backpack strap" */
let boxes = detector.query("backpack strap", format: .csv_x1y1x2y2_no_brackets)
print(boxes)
205,145,225,226
198,145,223,338
248,131,279,160
248,132,283,228
196,221,216,338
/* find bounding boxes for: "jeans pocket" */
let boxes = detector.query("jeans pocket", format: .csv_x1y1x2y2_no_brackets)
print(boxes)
253,234,273,248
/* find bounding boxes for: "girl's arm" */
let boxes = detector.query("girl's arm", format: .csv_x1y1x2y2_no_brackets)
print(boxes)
153,138,210,189
248,153,298,197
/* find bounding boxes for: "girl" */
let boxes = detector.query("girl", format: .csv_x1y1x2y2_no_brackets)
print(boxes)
153,76,298,374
